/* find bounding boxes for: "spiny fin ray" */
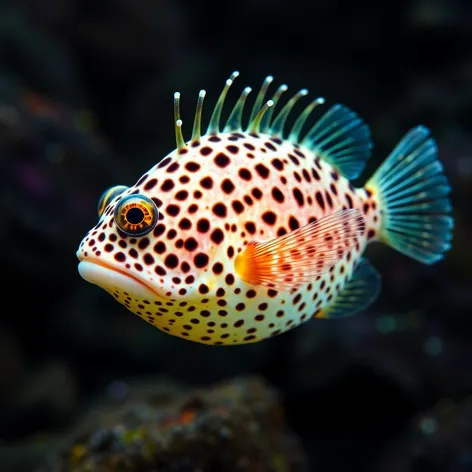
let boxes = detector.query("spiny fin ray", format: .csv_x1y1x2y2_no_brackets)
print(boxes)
207,71,239,135
248,75,273,125
289,97,325,141
173,92,186,151
271,89,308,137
316,258,381,318
259,84,288,133
234,209,366,292
224,87,252,132
191,90,206,145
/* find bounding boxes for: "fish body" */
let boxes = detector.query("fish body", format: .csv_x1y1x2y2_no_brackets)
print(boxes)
77,72,454,345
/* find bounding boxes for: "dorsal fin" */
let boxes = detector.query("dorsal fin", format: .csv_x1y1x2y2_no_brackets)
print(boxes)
172,72,373,179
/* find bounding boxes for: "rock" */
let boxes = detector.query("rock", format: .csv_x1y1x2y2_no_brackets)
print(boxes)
38,376,306,472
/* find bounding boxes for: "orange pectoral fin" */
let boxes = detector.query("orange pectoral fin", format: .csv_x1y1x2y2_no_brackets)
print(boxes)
234,209,366,292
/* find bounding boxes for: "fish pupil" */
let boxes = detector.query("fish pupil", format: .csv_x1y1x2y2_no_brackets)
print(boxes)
127,207,145,225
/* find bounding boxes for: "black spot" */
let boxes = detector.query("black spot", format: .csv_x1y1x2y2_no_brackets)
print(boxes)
289,154,300,166
271,158,284,171
289,216,299,231
167,229,177,239
184,237,198,252
243,195,253,206
185,162,200,172
293,188,305,207
315,191,325,210
166,162,179,173
226,145,239,154
154,241,166,254
302,169,311,183
277,227,287,237
180,175,190,184
210,228,225,244
164,254,179,269
157,156,172,168
200,176,213,189
212,262,224,274
221,178,235,194
209,136,221,142
212,203,227,218
238,168,251,181
236,302,245,311
199,284,209,294
144,178,158,190
179,218,192,230
227,246,234,258
153,223,166,238
325,191,333,209
188,203,198,214
200,146,212,156
262,211,277,225
232,200,244,214
194,252,209,268
161,179,175,192
265,141,277,151
244,222,256,234
143,253,155,265
197,218,210,233
175,190,189,201
345,194,353,209
246,289,256,298
225,273,235,285
312,168,320,181
115,252,126,262
214,153,231,167
255,163,270,179
251,187,263,200
138,238,150,250
271,187,285,203
368,229,376,240
165,204,180,217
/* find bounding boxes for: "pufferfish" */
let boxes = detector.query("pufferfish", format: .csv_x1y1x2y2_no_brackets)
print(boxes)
77,71,454,345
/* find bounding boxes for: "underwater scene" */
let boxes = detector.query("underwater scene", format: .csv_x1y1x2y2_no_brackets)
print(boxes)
1,0,471,471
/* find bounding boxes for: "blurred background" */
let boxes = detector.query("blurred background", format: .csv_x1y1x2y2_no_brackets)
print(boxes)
0,0,471,471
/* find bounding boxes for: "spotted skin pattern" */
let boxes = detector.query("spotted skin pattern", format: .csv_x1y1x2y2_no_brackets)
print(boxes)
77,72,453,345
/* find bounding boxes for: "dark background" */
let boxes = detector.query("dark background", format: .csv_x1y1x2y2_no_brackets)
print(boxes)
1,0,471,470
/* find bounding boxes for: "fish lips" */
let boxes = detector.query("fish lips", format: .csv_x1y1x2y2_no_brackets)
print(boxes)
77,255,162,301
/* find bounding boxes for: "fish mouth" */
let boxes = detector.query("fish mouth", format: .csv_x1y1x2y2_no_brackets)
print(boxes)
77,256,163,300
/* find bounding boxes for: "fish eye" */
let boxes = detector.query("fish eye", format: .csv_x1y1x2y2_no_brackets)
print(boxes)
97,185,129,217
114,194,159,236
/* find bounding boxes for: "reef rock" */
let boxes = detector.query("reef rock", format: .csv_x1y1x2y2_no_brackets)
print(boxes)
39,376,306,472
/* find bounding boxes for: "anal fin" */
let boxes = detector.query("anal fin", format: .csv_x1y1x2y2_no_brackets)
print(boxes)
316,258,381,319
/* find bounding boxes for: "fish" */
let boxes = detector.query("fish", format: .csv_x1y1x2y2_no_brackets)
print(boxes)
76,71,454,346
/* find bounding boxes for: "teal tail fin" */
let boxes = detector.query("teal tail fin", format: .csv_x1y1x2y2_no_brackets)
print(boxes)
366,125,454,264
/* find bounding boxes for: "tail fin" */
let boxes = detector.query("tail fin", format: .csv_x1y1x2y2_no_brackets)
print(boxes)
366,125,454,264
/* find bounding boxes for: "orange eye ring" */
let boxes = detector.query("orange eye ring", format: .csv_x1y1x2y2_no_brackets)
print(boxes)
97,185,129,217
113,194,159,236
